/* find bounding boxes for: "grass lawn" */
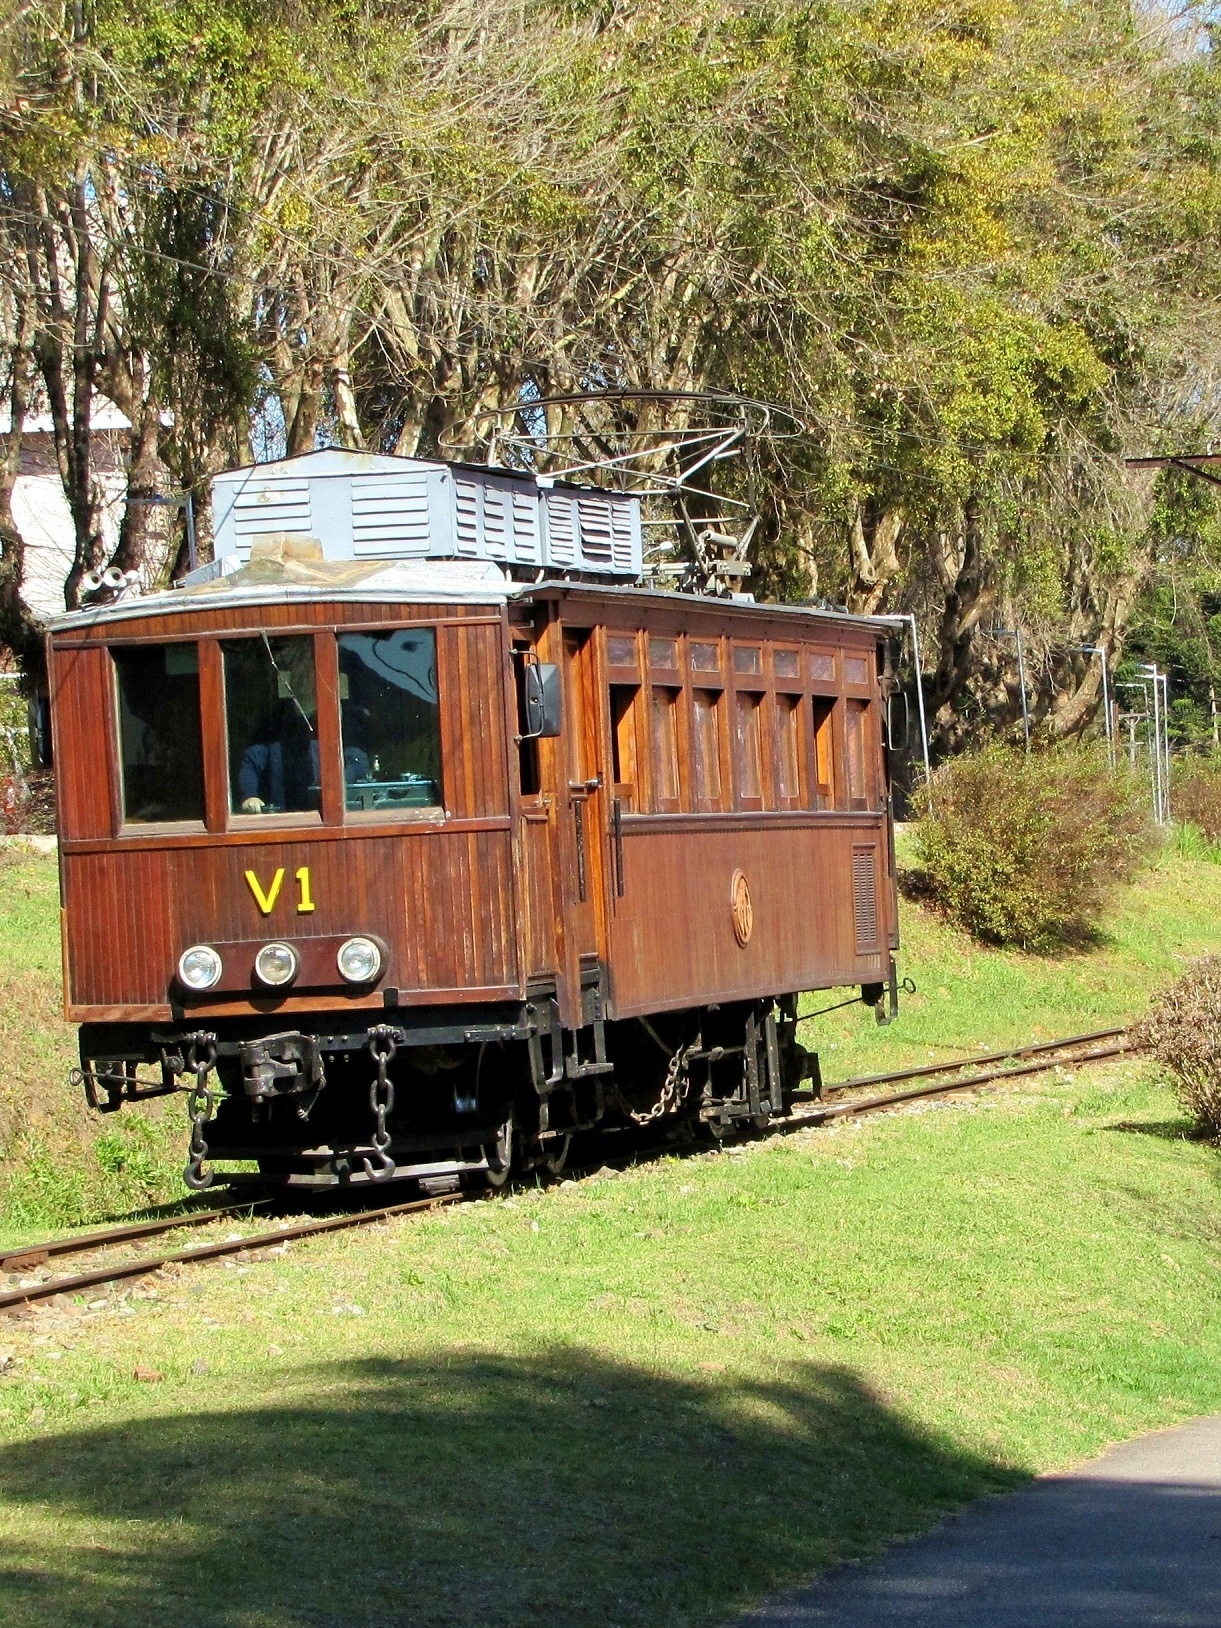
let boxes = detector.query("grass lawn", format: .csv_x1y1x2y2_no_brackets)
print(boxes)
0,846,1217,1626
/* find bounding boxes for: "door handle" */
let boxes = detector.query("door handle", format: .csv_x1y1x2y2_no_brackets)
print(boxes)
568,776,602,797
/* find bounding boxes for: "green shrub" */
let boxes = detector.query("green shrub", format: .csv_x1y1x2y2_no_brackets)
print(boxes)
1137,956,1221,1139
1170,820,1221,865
910,745,1156,951
1171,755,1221,844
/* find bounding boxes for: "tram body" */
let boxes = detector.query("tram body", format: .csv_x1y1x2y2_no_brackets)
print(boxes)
48,450,899,1187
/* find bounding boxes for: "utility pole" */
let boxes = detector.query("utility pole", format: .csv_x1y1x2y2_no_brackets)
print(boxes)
990,627,1030,749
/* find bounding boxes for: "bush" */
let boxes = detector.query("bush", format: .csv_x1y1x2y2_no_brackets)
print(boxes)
910,745,1156,951
1137,957,1221,1138
1171,755,1221,844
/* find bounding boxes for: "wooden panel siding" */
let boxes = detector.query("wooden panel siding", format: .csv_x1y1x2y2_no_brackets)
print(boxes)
53,601,522,1019
62,827,517,1015
605,816,888,1018
49,643,116,841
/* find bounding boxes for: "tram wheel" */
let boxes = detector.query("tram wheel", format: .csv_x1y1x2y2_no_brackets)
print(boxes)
541,1132,571,1175
484,1109,514,1189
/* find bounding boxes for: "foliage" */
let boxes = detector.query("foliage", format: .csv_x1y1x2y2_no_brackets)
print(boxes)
1169,817,1221,866
4,4,1221,736
1138,954,1221,1138
1170,754,1221,842
910,745,1156,950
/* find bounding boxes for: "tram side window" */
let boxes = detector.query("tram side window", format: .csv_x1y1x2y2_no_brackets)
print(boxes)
338,629,442,813
224,636,319,817
609,684,640,806
812,696,835,809
651,687,681,810
692,689,724,808
845,699,871,809
734,692,764,806
775,694,802,806
113,644,205,824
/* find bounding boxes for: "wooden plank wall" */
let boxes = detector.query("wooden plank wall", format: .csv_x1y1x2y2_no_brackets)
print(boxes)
53,600,521,1018
606,820,885,1017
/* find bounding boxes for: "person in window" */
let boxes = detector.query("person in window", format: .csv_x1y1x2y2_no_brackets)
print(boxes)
238,701,369,813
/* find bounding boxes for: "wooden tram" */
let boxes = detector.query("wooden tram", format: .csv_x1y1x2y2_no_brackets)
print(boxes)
48,448,900,1189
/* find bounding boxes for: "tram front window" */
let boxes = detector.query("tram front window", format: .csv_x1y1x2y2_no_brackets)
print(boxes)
113,643,205,825
223,636,322,816
338,629,442,813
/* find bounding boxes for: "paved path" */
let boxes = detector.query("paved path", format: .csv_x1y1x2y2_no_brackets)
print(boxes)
741,1414,1221,1627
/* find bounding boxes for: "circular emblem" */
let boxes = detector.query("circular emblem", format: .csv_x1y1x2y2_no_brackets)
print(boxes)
730,869,753,946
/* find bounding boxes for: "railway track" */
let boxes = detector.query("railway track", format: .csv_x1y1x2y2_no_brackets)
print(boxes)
789,1025,1137,1125
0,1191,463,1313
1,1025,1139,1313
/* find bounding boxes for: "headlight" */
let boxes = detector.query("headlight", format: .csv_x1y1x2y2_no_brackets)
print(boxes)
337,935,382,984
254,942,299,988
177,945,223,991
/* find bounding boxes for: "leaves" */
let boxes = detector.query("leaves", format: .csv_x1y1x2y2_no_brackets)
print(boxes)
3,0,1221,734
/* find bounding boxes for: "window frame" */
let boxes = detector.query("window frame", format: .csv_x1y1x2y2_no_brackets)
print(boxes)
220,630,326,831
604,628,647,812
649,684,683,813
730,641,768,811
772,688,805,810
336,624,446,824
110,637,208,834
691,684,728,811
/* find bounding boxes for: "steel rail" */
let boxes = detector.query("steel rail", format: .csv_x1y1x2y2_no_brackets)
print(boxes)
817,1026,1130,1097
792,1038,1136,1127
0,1191,464,1313
0,1200,272,1273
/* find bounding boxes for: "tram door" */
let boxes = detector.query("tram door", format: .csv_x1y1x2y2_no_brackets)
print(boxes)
560,628,609,1019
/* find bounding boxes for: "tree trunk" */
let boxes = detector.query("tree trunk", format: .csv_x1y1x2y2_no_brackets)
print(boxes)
930,493,989,750
110,385,163,577
846,500,903,615
0,295,45,685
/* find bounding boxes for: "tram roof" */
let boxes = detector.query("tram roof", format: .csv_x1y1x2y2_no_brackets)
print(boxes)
46,553,891,636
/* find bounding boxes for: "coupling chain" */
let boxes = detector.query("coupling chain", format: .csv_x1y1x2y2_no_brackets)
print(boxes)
183,1033,218,1192
631,1039,699,1125
362,1026,398,1181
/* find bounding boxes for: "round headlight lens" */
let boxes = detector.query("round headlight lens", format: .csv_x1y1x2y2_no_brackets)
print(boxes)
254,942,299,988
337,936,382,984
177,945,223,991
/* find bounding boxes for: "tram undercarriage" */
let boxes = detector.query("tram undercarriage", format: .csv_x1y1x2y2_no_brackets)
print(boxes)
76,990,822,1193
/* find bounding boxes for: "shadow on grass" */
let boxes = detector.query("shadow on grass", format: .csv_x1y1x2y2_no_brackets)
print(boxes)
0,1351,1023,1628
1107,1119,1206,1142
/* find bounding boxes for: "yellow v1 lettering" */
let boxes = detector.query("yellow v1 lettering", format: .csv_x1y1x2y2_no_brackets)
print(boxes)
245,867,286,915
295,866,315,913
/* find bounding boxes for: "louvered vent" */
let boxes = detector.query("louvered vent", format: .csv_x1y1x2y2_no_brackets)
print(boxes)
351,473,431,557
231,478,311,556
212,450,639,576
576,494,615,565
454,477,481,555
512,490,542,563
544,492,578,565
852,846,879,953
611,501,637,572
483,483,509,557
